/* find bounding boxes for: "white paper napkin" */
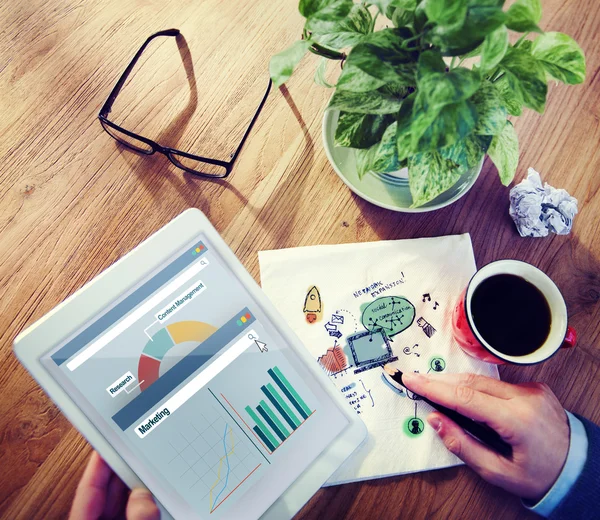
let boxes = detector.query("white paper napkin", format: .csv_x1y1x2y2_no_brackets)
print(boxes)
259,234,499,485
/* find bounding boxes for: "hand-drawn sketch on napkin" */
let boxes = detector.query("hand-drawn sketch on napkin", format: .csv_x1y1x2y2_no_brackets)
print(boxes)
259,235,499,484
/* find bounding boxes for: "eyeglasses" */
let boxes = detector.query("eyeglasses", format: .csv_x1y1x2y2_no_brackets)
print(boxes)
98,29,271,179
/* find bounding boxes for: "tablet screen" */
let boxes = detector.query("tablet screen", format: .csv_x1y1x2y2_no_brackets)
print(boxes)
41,235,349,519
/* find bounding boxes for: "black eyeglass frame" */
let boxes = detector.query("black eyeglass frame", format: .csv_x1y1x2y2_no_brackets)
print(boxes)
98,28,272,179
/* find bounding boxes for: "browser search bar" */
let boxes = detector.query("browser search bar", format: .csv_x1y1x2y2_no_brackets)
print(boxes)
134,329,258,438
67,258,210,371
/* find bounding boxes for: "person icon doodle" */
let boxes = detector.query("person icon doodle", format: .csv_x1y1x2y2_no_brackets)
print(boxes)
430,357,446,372
405,416,425,436
410,419,423,435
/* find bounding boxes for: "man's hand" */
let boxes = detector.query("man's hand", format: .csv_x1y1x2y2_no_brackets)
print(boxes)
70,452,160,520
402,372,570,501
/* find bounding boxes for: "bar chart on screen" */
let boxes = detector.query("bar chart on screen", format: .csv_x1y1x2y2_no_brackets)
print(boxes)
133,343,328,517
212,362,317,457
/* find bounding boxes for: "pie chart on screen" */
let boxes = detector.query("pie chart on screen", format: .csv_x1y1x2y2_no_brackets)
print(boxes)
137,320,217,391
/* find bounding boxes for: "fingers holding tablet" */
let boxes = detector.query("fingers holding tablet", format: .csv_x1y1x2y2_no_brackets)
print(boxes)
70,452,159,520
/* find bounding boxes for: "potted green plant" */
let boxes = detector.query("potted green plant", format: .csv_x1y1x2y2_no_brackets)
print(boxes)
270,0,586,211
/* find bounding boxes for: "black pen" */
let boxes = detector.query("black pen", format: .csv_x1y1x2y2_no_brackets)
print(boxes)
382,365,513,458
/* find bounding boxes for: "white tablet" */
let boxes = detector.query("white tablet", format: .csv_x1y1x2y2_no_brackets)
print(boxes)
14,208,366,520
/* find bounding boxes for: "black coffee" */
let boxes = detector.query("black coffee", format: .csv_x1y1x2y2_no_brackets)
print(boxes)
470,274,551,356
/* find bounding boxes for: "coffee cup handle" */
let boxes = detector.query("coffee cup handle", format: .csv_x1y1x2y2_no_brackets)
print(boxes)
560,326,577,349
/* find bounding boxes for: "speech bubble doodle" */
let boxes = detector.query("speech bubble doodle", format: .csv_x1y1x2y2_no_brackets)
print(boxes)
361,296,415,337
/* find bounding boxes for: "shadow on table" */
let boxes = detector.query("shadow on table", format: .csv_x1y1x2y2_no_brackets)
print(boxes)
545,235,600,325
162,82,315,237
116,36,316,235
117,33,251,212
500,235,600,395
349,158,513,242
300,464,535,519
243,84,315,242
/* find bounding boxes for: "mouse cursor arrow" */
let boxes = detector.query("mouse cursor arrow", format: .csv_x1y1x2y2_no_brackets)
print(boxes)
255,340,268,353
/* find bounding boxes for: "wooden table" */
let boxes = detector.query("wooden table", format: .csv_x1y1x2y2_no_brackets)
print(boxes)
1,0,599,518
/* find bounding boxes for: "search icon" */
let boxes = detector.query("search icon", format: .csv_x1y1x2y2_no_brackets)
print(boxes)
248,333,258,341
200,259,208,266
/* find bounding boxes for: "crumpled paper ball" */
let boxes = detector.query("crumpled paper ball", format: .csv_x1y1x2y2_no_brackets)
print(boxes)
509,168,578,238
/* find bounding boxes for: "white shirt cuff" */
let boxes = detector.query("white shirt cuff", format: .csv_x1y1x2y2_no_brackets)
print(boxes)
524,411,589,517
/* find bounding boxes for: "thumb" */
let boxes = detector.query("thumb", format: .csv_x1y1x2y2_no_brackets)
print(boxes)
427,412,507,482
126,488,160,520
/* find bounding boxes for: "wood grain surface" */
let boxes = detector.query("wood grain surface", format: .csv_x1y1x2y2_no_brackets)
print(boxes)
1,0,599,518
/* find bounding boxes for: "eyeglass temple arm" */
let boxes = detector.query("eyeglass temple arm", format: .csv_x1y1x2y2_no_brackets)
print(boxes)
229,78,272,164
99,29,180,117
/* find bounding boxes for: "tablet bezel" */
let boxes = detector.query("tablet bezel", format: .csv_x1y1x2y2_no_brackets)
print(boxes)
13,208,367,519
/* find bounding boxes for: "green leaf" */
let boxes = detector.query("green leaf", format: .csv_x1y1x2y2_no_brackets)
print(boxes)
428,6,506,56
454,5,506,39
514,38,533,52
414,1,429,32
470,81,507,135
391,7,414,27
394,0,418,8
343,28,418,85
494,73,524,116
531,32,586,84
474,134,493,153
355,145,380,179
480,25,508,73
417,64,481,112
372,122,402,173
372,0,417,15
412,56,480,150
299,0,353,21
468,0,504,5
407,132,486,207
505,0,543,33
425,0,467,27
334,112,394,148
356,141,402,178
337,63,387,92
327,89,405,114
408,54,482,154
307,4,372,50
488,120,519,185
462,42,484,59
442,135,485,170
314,58,335,88
500,47,547,113
269,40,312,88
417,49,446,81
396,96,416,161
432,37,482,58
379,83,411,99
408,149,463,207
411,99,478,151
